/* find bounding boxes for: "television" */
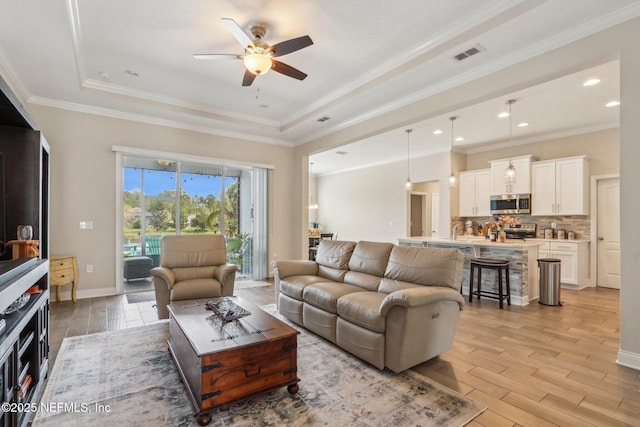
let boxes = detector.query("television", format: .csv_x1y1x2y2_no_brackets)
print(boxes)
0,152,5,259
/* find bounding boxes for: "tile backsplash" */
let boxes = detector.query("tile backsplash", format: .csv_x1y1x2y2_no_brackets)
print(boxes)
453,215,591,239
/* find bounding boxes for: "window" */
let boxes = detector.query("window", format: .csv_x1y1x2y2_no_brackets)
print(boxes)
121,155,267,280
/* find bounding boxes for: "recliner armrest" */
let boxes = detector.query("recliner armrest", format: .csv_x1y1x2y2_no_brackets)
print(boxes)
213,263,238,296
380,286,465,316
150,266,176,288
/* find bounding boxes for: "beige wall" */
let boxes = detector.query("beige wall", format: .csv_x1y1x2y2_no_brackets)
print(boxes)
465,128,619,176
316,151,452,243
28,105,295,298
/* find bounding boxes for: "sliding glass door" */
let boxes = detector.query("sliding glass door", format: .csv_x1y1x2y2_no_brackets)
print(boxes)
122,155,266,281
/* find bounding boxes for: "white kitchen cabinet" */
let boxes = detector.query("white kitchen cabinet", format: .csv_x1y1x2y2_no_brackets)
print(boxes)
537,240,589,288
459,169,491,217
531,156,589,216
490,155,533,195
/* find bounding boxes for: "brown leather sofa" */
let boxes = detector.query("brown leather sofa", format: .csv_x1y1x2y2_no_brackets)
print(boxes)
273,240,465,373
151,235,237,319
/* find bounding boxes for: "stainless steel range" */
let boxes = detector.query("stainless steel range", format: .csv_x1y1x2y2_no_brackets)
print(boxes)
504,223,536,240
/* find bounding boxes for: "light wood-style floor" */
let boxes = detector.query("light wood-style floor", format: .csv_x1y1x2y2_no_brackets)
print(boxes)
49,283,639,426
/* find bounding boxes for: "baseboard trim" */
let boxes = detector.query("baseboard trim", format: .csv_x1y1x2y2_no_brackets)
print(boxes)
51,287,118,302
617,349,640,370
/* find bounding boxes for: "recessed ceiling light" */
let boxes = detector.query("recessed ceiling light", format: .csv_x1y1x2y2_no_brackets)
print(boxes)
455,137,464,142
432,129,443,135
517,122,529,127
583,78,600,86
125,70,140,77
606,100,620,107
497,112,509,118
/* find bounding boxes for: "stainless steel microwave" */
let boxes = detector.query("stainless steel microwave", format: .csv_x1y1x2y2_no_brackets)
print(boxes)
490,193,531,215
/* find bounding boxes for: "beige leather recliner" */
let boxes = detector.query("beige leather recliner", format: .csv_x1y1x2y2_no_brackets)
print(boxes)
150,235,237,319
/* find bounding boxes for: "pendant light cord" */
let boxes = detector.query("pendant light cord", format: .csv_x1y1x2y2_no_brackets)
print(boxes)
508,100,514,160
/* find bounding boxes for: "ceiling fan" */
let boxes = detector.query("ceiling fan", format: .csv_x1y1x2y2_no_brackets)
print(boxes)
194,18,313,87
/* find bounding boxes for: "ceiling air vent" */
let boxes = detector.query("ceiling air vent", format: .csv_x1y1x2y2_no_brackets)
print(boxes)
453,45,484,61
317,116,331,122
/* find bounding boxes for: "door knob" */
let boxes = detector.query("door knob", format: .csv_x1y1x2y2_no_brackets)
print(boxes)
598,237,604,240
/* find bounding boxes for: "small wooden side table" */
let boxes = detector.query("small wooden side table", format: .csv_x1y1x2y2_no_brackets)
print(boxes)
50,255,79,302
7,240,40,260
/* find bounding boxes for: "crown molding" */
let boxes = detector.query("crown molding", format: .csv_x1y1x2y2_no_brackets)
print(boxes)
82,78,280,129
28,96,294,147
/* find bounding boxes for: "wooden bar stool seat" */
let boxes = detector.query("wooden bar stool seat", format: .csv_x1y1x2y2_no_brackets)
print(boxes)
469,258,511,308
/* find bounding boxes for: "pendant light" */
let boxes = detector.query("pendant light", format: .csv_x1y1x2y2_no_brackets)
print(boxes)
405,129,413,191
308,162,318,209
448,116,457,189
504,99,517,193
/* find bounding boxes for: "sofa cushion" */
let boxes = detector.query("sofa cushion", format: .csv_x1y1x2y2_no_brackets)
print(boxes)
383,245,465,291
343,271,382,291
315,240,356,270
348,241,394,276
279,275,328,301
303,282,366,313
170,278,221,301
172,266,217,282
378,278,420,295
318,265,348,283
337,291,387,333
161,234,227,268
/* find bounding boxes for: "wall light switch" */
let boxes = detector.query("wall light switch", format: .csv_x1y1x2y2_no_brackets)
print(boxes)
86,264,93,273
79,221,93,230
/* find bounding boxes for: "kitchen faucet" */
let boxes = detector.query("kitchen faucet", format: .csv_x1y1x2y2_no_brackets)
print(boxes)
452,224,460,240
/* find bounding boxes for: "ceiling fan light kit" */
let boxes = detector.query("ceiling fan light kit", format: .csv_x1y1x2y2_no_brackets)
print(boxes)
244,53,272,75
194,18,313,86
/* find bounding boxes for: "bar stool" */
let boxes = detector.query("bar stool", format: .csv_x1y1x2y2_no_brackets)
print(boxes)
469,258,511,308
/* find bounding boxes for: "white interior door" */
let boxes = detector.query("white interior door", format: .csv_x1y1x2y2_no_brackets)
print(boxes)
597,177,620,289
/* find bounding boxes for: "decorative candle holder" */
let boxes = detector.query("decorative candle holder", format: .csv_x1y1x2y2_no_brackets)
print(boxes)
17,225,33,241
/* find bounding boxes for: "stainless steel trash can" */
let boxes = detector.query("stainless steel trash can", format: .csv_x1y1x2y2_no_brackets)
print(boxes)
538,258,562,306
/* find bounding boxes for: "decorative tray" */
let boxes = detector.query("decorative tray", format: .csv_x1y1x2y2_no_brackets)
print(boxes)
2,293,30,315
205,298,251,322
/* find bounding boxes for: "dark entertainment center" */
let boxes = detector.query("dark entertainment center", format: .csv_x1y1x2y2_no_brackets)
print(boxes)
0,76,50,427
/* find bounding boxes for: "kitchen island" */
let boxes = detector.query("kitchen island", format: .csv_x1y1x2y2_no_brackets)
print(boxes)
398,237,541,306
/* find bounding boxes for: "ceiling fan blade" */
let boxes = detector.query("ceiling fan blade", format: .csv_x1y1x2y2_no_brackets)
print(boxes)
193,54,241,60
269,35,313,57
221,18,254,49
271,60,308,80
242,69,257,87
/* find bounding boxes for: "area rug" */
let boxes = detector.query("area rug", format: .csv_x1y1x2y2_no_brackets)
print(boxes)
125,290,156,304
34,308,485,426
234,280,271,289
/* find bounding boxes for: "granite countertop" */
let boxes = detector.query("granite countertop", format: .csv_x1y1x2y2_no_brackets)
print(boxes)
399,236,590,247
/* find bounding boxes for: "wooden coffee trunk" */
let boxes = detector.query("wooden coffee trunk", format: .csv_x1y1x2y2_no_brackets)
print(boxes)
167,298,299,425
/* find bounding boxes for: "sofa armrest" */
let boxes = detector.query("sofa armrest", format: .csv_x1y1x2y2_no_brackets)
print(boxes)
272,260,319,280
150,266,176,288
380,286,465,316
213,263,238,296
272,260,318,309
